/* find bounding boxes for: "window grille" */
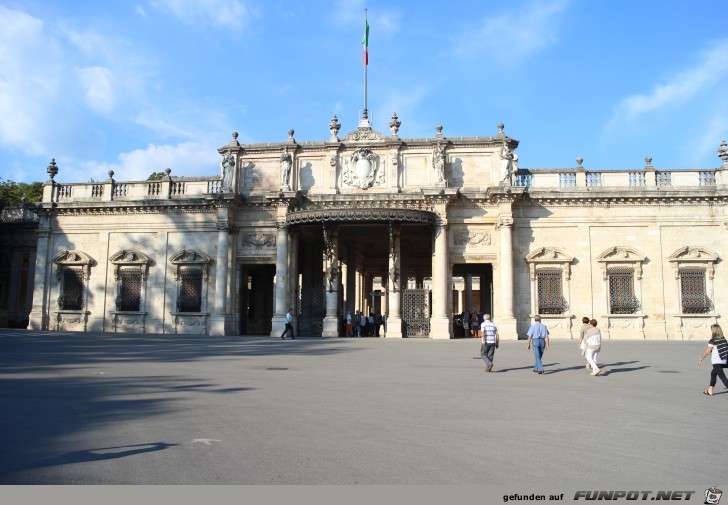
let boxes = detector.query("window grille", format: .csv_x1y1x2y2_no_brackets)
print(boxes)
117,269,142,311
608,268,639,314
537,269,565,314
680,268,711,313
177,267,203,312
59,268,84,310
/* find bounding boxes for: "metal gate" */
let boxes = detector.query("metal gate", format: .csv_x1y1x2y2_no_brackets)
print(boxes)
401,288,430,337
297,284,325,336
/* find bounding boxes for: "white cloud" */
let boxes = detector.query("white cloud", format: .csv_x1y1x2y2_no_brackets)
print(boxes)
608,39,728,127
72,137,224,182
376,86,430,136
453,0,569,61
150,0,251,31
77,66,115,114
0,6,63,155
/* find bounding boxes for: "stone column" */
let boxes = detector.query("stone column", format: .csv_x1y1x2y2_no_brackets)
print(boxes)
288,226,299,319
430,220,452,339
28,212,52,330
322,226,340,337
346,245,356,314
457,287,463,314
497,215,517,338
465,273,473,313
210,218,232,336
270,222,289,337
386,224,402,338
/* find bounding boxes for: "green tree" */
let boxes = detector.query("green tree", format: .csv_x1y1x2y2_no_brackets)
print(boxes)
0,179,44,210
147,172,166,181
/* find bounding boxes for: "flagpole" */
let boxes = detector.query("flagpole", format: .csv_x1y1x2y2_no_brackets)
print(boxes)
363,8,368,121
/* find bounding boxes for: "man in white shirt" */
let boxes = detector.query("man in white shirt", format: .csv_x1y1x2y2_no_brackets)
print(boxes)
480,314,499,372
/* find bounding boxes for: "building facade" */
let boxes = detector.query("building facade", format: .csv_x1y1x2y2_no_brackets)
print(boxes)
24,116,728,340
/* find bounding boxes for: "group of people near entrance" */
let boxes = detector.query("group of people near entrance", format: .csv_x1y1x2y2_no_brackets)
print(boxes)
480,314,603,375
345,310,385,337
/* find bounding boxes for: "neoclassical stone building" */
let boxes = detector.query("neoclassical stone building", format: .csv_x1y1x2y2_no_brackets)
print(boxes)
25,114,728,340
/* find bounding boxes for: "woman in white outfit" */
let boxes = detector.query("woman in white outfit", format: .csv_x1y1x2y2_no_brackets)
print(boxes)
585,319,602,376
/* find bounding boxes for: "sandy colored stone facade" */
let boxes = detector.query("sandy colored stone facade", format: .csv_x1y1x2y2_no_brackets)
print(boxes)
23,124,728,340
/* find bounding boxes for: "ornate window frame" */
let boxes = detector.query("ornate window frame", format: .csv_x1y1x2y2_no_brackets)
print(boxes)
169,250,212,334
668,246,719,338
170,250,212,314
597,246,646,337
52,250,94,331
525,247,574,335
109,251,152,332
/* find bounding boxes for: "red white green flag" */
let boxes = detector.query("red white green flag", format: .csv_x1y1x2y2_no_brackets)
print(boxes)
362,20,369,66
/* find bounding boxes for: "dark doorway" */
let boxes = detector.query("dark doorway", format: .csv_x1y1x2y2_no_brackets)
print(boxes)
239,264,275,335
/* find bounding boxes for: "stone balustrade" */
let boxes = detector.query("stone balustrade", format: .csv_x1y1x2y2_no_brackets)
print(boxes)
514,168,722,189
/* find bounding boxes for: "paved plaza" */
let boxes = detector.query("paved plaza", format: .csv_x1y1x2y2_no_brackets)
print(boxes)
0,329,724,485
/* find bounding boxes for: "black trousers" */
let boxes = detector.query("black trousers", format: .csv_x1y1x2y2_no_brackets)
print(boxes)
709,363,728,388
281,322,294,338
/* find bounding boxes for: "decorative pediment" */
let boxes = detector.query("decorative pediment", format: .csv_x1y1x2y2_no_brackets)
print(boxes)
342,127,385,143
170,249,212,280
597,246,646,280
53,250,95,281
53,250,94,266
170,250,213,265
668,246,718,263
109,250,152,280
668,246,718,280
525,247,574,280
526,247,574,263
597,246,646,263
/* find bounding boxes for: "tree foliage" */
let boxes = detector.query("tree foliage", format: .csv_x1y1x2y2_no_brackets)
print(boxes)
147,172,166,181
0,179,44,210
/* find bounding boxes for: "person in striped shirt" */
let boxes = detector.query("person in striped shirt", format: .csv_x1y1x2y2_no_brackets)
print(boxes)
480,314,499,373
698,323,728,395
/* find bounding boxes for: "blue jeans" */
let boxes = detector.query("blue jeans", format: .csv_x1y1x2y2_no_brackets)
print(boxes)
531,338,545,371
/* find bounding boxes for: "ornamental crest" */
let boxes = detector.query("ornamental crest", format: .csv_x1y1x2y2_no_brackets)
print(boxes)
343,148,383,189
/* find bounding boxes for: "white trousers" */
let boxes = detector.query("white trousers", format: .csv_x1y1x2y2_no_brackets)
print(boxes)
586,348,599,371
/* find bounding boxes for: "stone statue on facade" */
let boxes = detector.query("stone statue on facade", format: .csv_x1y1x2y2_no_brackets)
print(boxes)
280,147,293,189
220,153,235,191
432,142,446,184
499,143,516,184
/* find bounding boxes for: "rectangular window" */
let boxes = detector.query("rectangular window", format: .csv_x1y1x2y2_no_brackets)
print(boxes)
59,268,84,310
537,269,565,314
609,268,638,314
117,269,142,311
680,268,710,313
178,267,203,312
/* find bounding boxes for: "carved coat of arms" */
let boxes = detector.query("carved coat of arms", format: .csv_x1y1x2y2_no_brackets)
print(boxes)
343,148,383,189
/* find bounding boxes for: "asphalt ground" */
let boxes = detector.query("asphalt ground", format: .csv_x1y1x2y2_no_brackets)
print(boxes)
0,329,724,486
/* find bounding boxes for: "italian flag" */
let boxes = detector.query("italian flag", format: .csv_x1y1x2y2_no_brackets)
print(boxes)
362,20,369,66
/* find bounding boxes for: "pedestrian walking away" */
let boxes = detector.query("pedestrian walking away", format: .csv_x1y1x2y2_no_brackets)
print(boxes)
480,314,499,372
578,316,591,368
280,308,295,339
526,315,549,374
698,323,728,395
585,319,602,376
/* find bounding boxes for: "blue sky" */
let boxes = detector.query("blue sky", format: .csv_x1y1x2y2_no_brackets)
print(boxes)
1,0,727,184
